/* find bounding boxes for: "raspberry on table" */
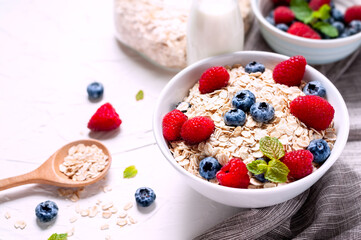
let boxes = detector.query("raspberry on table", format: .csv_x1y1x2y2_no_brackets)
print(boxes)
162,109,188,141
282,150,314,180
274,6,295,24
35,200,58,223
287,22,321,39
87,103,122,131
198,66,230,94
273,55,307,87
181,116,215,145
290,95,334,131
216,158,250,188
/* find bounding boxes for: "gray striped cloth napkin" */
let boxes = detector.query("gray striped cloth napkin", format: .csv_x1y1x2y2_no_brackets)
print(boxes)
195,18,361,240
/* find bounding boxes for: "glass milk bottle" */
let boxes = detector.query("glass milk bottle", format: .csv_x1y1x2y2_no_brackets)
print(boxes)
186,0,244,65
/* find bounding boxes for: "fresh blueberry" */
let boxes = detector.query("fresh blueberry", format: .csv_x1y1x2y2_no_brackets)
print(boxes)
268,10,274,18
135,187,156,207
254,173,269,183
276,23,289,32
339,31,350,38
231,90,256,112
266,16,275,25
347,27,358,36
307,139,331,164
245,61,265,74
250,102,275,123
331,8,344,22
303,81,326,98
332,21,345,35
199,157,222,180
87,82,104,100
349,20,361,33
35,200,58,223
327,17,335,24
224,109,246,126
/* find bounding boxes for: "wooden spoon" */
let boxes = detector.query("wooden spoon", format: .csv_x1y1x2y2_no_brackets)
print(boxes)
0,139,111,191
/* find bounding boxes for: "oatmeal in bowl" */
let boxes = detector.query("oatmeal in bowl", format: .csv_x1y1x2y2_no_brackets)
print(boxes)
153,51,349,208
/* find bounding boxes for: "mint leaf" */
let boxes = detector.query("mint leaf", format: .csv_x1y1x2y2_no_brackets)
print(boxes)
312,4,331,20
123,165,138,178
48,233,67,240
136,90,144,101
290,0,312,22
313,21,338,37
246,160,268,175
259,136,285,161
264,160,290,183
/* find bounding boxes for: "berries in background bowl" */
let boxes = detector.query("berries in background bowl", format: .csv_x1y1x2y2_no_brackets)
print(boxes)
307,139,331,164
35,200,58,223
135,187,156,207
87,82,104,100
231,90,256,112
199,157,222,180
303,81,326,97
224,109,247,127
250,102,275,123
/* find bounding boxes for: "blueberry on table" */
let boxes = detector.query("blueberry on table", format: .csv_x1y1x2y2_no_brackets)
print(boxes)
250,102,275,123
135,187,156,207
224,109,246,127
307,139,331,164
87,82,104,100
245,61,265,74
199,157,222,180
231,90,256,112
35,200,58,223
303,81,326,98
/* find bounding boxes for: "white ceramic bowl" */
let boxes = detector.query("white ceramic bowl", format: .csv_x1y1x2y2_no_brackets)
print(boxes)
251,0,361,64
153,51,349,208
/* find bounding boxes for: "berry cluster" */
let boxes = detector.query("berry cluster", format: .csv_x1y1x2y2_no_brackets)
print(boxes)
266,0,361,39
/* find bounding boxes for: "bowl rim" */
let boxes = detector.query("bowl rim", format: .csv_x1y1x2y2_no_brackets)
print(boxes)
153,50,349,196
250,0,361,45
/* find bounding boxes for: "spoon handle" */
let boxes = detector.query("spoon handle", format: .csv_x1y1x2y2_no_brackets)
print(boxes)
0,169,43,191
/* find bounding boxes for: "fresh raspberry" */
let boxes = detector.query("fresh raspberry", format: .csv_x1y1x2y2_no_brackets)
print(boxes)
287,22,321,39
274,6,295,24
272,0,290,6
199,66,230,94
273,55,307,87
180,116,214,145
290,95,335,131
216,158,250,188
344,5,361,24
162,109,188,141
309,0,331,11
87,103,122,131
282,150,314,180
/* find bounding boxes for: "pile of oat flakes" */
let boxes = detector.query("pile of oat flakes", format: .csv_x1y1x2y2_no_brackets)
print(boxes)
169,64,337,188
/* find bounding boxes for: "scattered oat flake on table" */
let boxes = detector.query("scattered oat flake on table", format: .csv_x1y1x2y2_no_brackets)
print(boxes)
118,211,127,218
67,227,75,237
105,235,111,240
102,211,112,219
4,212,11,219
103,185,112,193
136,90,144,101
100,224,109,230
123,202,133,211
102,202,113,211
14,220,26,229
116,219,127,227
110,207,118,214
128,216,137,224
69,216,78,223
89,206,99,218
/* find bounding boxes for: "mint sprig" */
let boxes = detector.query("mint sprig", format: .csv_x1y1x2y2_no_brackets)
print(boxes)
48,233,67,240
290,0,338,38
136,90,144,101
246,136,289,183
123,165,138,178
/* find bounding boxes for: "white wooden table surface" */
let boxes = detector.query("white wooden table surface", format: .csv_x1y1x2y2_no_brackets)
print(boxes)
0,1,243,239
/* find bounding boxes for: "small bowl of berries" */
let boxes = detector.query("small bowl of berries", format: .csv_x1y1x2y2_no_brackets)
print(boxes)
251,0,361,64
153,51,349,208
